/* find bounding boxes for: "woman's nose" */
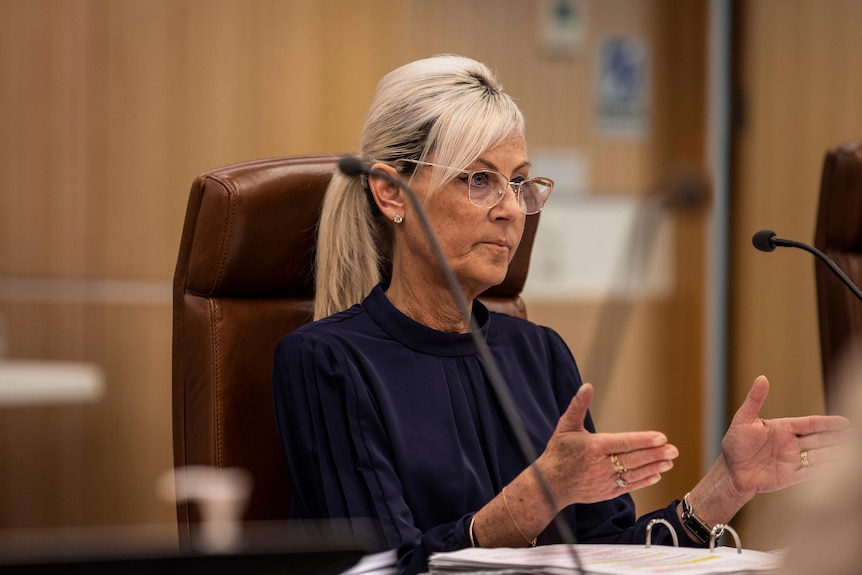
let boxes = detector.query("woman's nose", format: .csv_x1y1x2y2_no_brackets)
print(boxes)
493,184,522,216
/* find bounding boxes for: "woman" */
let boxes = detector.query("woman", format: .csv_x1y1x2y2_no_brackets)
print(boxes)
273,55,848,575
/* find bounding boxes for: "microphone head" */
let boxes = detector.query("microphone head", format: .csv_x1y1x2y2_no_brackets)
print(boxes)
338,155,369,177
752,229,777,252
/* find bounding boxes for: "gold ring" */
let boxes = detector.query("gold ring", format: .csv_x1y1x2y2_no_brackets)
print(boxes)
615,472,628,488
610,454,627,474
800,450,810,467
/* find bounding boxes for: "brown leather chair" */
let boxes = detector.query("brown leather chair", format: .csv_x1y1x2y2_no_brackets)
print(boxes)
171,154,541,549
814,139,862,414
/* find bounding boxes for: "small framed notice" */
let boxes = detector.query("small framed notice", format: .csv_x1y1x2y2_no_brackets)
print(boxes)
596,36,649,136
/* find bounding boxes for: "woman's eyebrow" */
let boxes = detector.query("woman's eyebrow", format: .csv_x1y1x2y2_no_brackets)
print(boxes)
472,159,532,174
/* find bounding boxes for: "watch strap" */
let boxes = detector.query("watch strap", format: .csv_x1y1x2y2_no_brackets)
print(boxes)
681,492,721,544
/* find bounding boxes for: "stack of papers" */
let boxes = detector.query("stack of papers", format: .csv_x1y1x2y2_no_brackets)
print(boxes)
428,543,784,574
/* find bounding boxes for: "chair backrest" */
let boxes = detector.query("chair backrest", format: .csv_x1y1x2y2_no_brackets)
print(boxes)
814,139,862,413
171,154,541,548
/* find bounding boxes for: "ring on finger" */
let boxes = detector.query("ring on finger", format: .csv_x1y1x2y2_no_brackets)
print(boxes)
800,450,810,467
615,472,628,488
610,454,628,474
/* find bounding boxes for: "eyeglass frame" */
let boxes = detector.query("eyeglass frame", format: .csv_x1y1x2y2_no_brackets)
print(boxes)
390,158,554,215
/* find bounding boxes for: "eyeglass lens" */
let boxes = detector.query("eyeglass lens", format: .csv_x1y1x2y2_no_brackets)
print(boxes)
468,171,551,214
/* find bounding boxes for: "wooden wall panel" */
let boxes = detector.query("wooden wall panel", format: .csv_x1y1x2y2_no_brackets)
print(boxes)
405,0,662,194
0,0,407,529
0,0,94,276
0,0,707,540
731,0,862,551
0,301,99,528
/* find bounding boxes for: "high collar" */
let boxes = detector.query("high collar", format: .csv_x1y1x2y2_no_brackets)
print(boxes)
363,284,491,357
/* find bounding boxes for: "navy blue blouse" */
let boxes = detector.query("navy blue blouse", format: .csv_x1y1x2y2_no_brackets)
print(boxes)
273,284,692,575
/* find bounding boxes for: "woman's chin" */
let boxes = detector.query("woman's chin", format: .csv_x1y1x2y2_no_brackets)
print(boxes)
469,269,510,295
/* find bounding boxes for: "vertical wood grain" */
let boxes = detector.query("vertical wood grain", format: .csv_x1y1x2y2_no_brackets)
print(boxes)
731,0,862,551
0,0,707,534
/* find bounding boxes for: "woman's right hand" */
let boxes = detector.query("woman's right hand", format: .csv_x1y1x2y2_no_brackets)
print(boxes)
533,383,679,510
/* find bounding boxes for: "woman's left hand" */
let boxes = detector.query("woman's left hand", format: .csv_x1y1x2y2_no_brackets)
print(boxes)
720,375,850,498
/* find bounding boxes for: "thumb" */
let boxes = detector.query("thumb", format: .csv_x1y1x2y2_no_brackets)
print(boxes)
732,375,770,425
556,383,593,434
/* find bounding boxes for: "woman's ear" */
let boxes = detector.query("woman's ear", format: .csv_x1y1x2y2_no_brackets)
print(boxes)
367,162,406,221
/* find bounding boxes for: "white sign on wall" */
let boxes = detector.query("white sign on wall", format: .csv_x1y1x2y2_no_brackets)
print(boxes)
524,195,674,301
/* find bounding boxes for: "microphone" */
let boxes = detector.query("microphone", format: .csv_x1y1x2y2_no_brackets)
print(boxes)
337,155,367,178
337,155,584,571
751,229,779,252
752,229,862,302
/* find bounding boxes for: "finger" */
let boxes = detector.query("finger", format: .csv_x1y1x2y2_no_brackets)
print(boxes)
797,427,853,450
555,383,593,434
614,444,679,472
788,459,843,486
620,457,675,484
792,451,847,484
782,414,851,436
798,443,852,467
731,375,770,425
616,472,663,492
602,431,669,455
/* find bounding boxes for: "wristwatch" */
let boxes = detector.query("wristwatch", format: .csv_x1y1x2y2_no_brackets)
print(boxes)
681,492,722,544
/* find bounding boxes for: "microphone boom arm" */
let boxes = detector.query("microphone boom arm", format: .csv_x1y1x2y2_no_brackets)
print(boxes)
752,229,862,302
775,237,862,302
340,157,584,571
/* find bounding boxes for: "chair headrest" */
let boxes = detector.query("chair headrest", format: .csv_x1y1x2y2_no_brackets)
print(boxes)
816,140,862,253
177,154,539,301
181,155,339,298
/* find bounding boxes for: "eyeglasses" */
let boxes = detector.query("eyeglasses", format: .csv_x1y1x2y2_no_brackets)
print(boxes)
396,159,554,215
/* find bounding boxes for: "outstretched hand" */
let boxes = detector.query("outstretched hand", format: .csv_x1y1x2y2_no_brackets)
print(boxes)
721,375,850,498
534,383,679,509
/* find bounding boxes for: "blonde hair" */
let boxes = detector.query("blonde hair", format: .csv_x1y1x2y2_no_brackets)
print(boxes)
314,55,525,320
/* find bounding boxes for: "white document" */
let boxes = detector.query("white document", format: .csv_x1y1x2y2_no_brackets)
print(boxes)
428,543,783,574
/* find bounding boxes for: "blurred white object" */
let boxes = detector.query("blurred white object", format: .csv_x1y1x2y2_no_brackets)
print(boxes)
340,548,397,575
524,196,673,300
0,359,105,406
778,357,862,575
157,466,253,553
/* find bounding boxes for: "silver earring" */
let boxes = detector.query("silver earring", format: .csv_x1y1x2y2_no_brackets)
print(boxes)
393,214,403,224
